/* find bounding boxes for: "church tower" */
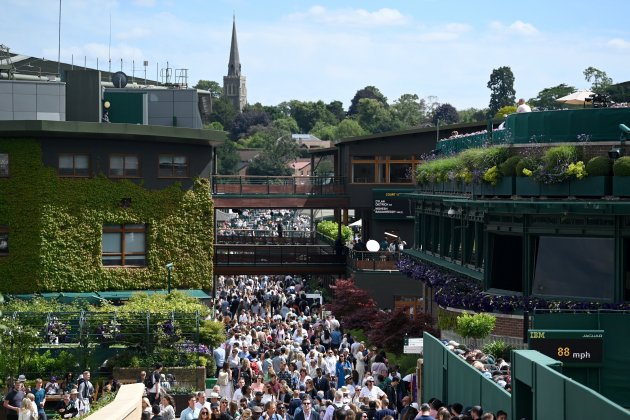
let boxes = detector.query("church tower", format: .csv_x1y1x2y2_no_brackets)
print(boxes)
223,17,247,112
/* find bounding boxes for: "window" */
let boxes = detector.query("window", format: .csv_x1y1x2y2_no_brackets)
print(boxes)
532,236,613,300
102,224,146,266
158,155,188,178
489,234,523,292
0,153,8,177
58,154,89,177
351,155,418,184
0,226,8,256
109,155,140,178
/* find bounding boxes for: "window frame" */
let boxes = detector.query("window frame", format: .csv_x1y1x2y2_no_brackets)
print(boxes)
158,154,189,179
102,224,147,267
351,155,419,184
58,153,90,177
0,153,8,177
109,154,141,178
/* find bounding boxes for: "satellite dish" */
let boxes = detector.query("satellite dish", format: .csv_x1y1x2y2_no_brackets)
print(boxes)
111,71,128,88
366,240,380,252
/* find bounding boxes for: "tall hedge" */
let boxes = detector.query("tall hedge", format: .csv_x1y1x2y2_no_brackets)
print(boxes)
0,139,214,293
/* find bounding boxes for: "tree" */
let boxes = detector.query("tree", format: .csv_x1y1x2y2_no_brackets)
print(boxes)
367,308,437,354
205,121,224,131
391,93,428,128
326,279,379,330
326,100,346,123
193,80,223,98
583,66,613,94
334,118,368,140
528,84,575,110
495,105,517,119
209,97,237,131
216,140,240,175
273,117,300,134
230,109,271,140
309,121,337,141
356,98,401,134
246,131,298,176
458,107,488,123
348,86,388,116
290,100,337,133
487,66,516,116
432,103,459,125
312,159,334,176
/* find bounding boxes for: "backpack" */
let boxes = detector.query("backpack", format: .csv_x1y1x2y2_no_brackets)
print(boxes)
144,373,155,389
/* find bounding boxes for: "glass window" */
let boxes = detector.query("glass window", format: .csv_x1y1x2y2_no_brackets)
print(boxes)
109,155,139,178
159,155,189,178
390,163,412,183
532,236,614,300
352,163,374,183
58,154,89,177
102,224,146,267
0,153,8,177
0,226,8,256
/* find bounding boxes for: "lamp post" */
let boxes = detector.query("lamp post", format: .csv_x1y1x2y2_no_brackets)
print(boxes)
165,263,173,294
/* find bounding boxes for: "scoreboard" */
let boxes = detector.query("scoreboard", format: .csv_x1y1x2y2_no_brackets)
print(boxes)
528,329,604,367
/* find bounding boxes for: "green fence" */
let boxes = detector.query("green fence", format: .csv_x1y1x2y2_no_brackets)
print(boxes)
422,333,512,417
532,310,630,407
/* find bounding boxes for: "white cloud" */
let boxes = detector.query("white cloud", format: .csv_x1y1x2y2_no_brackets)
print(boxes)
490,20,539,36
287,6,409,27
607,38,630,49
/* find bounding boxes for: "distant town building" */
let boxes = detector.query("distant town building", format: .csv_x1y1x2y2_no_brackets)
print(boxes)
290,159,311,177
223,17,247,112
292,134,330,150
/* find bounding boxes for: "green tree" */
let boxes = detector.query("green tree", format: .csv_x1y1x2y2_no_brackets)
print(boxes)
205,121,224,131
313,159,334,175
216,139,240,175
432,103,459,125
247,132,298,176
209,97,237,130
230,110,271,140
391,93,428,128
458,107,488,123
334,118,368,140
528,84,575,110
356,98,400,134
309,121,337,141
583,66,613,94
273,117,300,133
495,105,517,119
193,80,223,98
488,66,516,116
326,100,346,123
348,86,388,116
290,100,337,133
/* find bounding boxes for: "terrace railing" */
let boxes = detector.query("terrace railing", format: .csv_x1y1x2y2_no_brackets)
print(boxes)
211,175,346,196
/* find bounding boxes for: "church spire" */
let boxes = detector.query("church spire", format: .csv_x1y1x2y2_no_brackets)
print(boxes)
228,16,241,77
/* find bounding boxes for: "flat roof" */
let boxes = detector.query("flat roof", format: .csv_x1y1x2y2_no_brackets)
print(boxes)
0,120,226,147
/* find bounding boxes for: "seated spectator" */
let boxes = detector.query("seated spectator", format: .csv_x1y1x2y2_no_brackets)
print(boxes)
45,376,60,395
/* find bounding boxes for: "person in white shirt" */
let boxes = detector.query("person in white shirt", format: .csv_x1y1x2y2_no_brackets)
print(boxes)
358,376,384,403
196,391,212,411
517,98,532,113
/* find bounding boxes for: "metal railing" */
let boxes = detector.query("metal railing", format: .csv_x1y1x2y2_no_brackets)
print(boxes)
347,250,401,271
211,175,346,195
216,229,317,245
215,244,344,265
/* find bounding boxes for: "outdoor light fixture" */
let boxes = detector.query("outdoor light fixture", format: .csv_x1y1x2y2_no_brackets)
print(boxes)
165,262,174,294
447,207,456,216
609,124,630,160
608,147,624,160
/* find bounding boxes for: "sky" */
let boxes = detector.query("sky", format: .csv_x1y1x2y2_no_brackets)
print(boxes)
3,0,629,111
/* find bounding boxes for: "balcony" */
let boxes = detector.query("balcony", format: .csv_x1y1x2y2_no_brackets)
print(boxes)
211,175,346,196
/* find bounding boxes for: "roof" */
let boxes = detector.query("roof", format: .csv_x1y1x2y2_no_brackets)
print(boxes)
227,17,241,77
8,289,212,303
335,120,496,145
291,161,311,170
0,120,226,146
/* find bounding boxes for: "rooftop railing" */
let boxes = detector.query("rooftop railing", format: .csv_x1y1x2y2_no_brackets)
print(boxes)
211,175,346,196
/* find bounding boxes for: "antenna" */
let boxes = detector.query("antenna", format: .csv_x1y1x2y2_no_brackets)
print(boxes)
108,12,112,74
57,0,61,77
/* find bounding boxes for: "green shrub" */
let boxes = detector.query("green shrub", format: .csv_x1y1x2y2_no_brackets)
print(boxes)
613,156,630,176
499,156,522,177
455,313,496,341
458,147,510,171
542,145,580,168
416,156,462,183
316,220,353,243
482,340,514,361
585,156,612,176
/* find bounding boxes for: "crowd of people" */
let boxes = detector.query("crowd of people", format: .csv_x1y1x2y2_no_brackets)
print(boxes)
137,272,509,420
3,371,96,420
217,210,312,238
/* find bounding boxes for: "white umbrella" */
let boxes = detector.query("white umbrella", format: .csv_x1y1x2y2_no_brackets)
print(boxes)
348,219,362,227
556,90,594,105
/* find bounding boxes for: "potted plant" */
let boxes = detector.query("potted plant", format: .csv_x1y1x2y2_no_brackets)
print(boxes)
613,156,630,196
482,155,520,196
570,156,612,197
515,156,541,196
454,312,496,348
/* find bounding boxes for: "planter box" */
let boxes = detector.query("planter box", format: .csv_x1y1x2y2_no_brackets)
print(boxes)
540,182,571,196
570,176,611,197
613,177,630,196
481,177,515,196
515,177,541,196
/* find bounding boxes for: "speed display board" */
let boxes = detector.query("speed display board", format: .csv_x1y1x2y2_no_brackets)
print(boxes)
528,329,604,367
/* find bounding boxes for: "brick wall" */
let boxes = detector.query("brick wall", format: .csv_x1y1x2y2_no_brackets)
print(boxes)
440,306,532,341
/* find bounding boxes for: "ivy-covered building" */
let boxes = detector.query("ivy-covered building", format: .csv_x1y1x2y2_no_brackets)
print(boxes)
0,120,225,293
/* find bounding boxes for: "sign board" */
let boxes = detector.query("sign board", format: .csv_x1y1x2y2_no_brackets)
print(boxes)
403,337,423,354
305,293,322,305
528,329,604,366
373,189,413,219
